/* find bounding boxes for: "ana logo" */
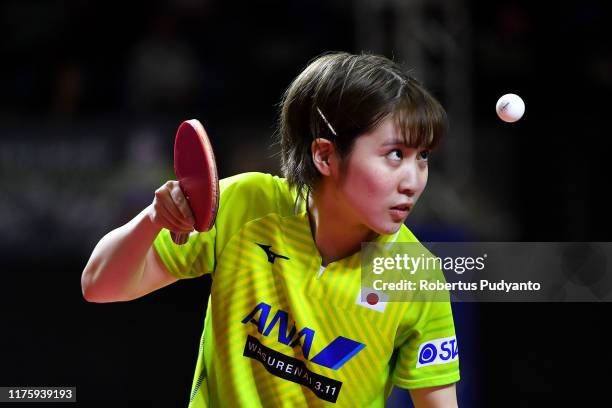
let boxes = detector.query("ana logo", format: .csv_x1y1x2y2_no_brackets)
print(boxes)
256,243,290,264
416,336,459,368
242,302,365,370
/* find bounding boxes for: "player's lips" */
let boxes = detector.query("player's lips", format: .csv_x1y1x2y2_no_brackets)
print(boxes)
389,203,413,220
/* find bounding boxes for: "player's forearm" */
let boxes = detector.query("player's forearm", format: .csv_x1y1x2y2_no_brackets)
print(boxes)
81,205,161,302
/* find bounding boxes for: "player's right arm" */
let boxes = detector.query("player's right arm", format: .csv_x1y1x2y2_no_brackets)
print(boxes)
81,181,194,303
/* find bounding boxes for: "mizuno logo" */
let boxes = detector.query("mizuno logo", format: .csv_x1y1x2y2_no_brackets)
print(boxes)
242,302,365,370
256,243,290,264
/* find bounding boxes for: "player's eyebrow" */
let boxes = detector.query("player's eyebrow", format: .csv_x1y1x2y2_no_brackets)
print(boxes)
381,138,406,147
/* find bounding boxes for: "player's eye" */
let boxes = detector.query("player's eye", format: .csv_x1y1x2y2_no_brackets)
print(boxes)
387,149,403,161
419,150,430,161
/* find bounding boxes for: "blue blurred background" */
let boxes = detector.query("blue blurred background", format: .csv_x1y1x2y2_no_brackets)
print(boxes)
1,0,611,406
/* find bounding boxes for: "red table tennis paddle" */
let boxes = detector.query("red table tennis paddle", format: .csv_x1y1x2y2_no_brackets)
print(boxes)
170,119,219,245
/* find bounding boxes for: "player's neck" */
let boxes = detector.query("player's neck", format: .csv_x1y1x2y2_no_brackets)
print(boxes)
307,186,377,266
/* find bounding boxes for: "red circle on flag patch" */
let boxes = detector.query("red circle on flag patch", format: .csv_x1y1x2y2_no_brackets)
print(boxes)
366,293,379,305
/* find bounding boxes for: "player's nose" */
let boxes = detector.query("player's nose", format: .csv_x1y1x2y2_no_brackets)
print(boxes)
398,161,419,196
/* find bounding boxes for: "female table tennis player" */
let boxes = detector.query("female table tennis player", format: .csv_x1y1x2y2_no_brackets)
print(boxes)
82,52,460,407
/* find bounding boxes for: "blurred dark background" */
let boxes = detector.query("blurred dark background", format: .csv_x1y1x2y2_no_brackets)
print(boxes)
1,0,611,407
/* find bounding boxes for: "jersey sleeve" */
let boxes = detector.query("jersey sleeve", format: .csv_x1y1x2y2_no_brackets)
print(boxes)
390,264,460,389
153,172,296,279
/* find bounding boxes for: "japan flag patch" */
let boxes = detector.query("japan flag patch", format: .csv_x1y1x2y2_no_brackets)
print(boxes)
356,287,389,313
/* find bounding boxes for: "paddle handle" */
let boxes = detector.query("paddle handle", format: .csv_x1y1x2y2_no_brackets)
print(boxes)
171,231,189,245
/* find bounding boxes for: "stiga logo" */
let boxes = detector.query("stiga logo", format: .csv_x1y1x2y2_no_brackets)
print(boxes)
416,336,459,368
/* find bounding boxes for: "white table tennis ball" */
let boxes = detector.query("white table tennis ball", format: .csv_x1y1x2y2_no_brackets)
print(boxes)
496,93,525,123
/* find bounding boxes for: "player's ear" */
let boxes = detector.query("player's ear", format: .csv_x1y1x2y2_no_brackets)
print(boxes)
311,138,336,177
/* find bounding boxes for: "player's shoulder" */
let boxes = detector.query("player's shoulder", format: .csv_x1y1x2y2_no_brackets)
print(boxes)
218,172,297,216
220,172,286,191
220,172,294,201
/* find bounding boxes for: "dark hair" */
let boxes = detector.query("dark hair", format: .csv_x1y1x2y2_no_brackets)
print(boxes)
277,52,447,197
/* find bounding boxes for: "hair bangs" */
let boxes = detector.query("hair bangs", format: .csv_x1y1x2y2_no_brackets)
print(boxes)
394,84,447,150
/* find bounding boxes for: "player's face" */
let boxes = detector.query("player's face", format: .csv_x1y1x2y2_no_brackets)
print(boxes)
336,117,429,235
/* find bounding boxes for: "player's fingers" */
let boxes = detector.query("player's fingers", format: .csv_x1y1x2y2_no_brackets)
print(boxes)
160,181,194,227
150,198,186,232
155,201,194,234
159,192,193,230
154,184,194,230
161,180,195,226
169,182,196,225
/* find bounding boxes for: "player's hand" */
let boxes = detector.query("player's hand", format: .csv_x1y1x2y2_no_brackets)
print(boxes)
148,181,195,234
